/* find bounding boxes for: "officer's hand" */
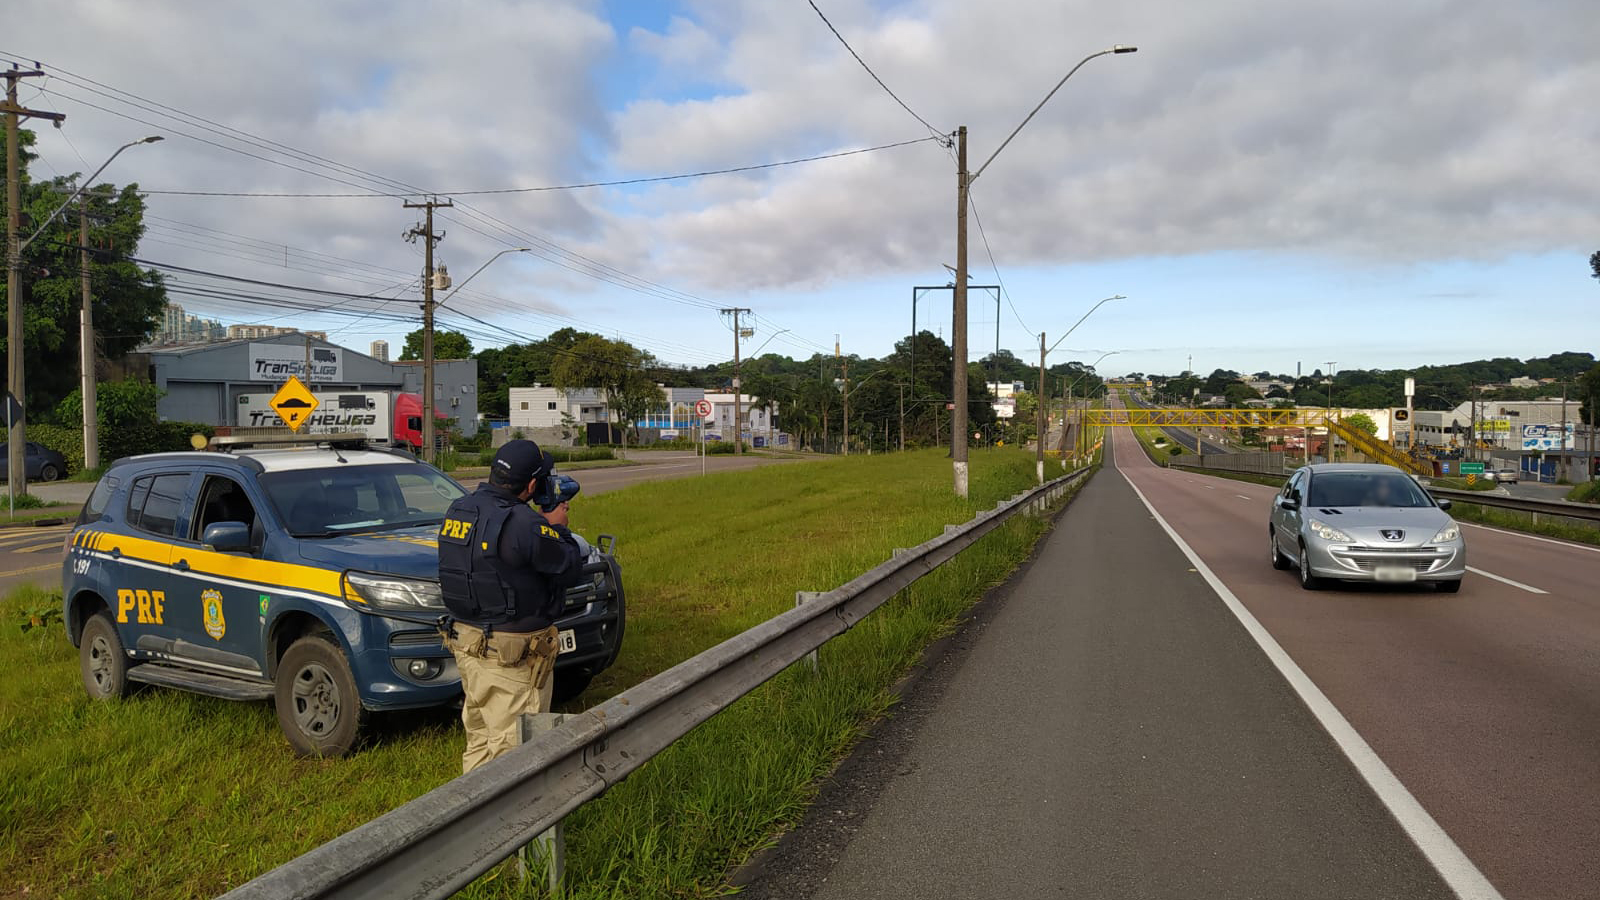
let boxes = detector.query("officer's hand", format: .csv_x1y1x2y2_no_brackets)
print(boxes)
543,502,570,527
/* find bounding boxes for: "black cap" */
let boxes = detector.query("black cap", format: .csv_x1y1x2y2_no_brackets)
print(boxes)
490,439,548,485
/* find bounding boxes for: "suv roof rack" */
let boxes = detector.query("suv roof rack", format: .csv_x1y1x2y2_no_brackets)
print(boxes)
209,432,373,453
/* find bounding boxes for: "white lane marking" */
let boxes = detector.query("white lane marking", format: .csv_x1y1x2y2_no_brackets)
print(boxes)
1114,456,1505,900
1465,567,1547,595
1236,494,1252,500
1203,484,1215,490
1460,521,1600,555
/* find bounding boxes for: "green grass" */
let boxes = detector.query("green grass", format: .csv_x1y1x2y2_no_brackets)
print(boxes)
0,447,1071,899
1429,475,1500,492
1565,481,1600,504
1171,466,1287,489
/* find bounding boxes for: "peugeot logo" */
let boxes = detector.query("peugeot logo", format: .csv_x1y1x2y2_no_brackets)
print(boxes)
1382,529,1404,541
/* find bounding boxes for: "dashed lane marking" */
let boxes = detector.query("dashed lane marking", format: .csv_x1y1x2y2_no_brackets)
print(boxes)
1465,567,1548,595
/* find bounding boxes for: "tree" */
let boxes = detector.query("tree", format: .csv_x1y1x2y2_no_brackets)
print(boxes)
1223,383,1262,406
548,335,663,447
1590,250,1599,283
1,128,167,414
400,328,472,361
1343,412,1378,435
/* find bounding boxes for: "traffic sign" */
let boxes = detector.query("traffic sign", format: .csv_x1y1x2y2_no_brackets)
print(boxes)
270,375,319,432
3,390,23,426
694,398,712,418
1460,462,1485,475
1466,473,1477,485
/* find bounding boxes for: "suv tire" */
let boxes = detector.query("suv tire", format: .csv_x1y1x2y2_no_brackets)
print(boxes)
275,635,365,757
80,611,133,699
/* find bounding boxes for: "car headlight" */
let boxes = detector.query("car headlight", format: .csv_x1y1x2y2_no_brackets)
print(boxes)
1308,519,1352,543
1431,523,1461,543
343,571,445,611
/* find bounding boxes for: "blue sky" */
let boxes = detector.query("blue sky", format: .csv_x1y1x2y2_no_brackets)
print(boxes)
12,0,1598,380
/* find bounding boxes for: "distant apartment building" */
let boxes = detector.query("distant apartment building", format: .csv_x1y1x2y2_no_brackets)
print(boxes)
154,303,226,345
370,340,390,362
225,324,327,341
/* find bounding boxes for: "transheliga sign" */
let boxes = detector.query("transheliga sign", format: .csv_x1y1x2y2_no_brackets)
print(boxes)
248,342,342,383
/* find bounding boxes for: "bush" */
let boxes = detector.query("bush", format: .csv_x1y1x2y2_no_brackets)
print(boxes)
1567,481,1600,504
25,424,86,474
474,446,616,468
1168,445,1183,456
101,421,214,463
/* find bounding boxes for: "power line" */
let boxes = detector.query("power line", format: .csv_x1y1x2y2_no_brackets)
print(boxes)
805,0,946,141
134,136,944,197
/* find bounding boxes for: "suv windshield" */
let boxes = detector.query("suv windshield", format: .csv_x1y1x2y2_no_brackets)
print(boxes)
258,463,467,537
1307,472,1433,508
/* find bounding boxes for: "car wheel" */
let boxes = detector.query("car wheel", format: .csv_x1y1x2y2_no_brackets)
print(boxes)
1436,579,1462,594
40,463,60,482
1298,544,1323,591
552,670,593,706
80,611,133,699
275,635,365,757
1270,529,1291,570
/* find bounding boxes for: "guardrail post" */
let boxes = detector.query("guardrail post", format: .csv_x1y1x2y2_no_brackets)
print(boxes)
516,712,567,893
796,591,826,671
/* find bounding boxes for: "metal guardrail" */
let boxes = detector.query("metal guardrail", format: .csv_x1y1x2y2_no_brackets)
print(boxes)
218,466,1095,900
1426,486,1600,524
1164,459,1600,527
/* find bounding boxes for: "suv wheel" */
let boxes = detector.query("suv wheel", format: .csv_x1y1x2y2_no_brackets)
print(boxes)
275,636,365,757
80,611,133,698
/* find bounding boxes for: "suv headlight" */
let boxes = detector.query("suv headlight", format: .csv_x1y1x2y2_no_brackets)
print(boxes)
343,572,445,611
1431,523,1461,543
1308,519,1352,543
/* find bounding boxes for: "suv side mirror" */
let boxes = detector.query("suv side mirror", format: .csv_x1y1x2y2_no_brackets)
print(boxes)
1436,498,1453,511
202,521,253,552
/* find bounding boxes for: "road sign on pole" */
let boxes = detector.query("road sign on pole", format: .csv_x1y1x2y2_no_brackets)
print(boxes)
694,398,712,419
1460,462,1485,475
270,376,319,432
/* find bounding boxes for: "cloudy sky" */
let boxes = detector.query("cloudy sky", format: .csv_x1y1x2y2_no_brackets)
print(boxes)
9,0,1599,379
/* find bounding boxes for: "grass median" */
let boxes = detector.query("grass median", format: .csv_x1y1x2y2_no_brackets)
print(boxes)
0,447,1077,899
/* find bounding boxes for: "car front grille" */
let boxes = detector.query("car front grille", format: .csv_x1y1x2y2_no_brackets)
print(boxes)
1332,547,1449,572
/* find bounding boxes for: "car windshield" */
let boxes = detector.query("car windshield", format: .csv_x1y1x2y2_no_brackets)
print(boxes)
1307,472,1433,508
258,463,466,537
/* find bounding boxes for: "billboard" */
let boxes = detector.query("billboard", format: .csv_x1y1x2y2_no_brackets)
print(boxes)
248,342,342,383
1521,423,1574,451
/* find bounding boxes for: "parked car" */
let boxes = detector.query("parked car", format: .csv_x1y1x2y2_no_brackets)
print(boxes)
61,436,624,756
1493,468,1519,484
0,441,68,482
1269,463,1466,593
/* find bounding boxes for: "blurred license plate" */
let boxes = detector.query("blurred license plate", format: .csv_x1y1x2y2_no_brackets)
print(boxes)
558,629,577,655
1374,567,1417,583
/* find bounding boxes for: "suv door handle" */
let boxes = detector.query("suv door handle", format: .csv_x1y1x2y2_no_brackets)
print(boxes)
173,559,190,572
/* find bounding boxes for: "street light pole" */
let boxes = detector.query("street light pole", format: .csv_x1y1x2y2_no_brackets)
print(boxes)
948,44,1136,498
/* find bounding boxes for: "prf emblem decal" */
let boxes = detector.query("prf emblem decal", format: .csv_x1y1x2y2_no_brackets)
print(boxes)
202,590,227,640
259,594,270,616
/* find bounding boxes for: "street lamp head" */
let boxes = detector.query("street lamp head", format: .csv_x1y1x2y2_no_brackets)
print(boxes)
139,135,164,144
1112,45,1138,54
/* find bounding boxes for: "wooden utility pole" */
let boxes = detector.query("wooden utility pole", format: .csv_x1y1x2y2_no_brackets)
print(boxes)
4,67,64,492
404,197,451,463
898,381,905,451
951,125,970,497
720,307,751,454
79,196,98,469
842,352,850,457
1036,332,1046,484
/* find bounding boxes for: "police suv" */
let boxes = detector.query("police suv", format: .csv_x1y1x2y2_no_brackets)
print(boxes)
62,435,624,756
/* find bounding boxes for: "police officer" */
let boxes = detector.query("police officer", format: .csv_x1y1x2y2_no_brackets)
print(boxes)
436,439,584,773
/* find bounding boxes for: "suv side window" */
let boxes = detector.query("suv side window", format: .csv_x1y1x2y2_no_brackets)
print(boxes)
79,475,122,525
126,473,190,537
192,475,262,547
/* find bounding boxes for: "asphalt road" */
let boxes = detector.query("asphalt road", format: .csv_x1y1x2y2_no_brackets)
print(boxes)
0,451,805,595
743,432,1458,899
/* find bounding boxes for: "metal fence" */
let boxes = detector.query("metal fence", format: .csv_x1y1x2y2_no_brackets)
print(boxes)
218,466,1094,900
1172,450,1288,475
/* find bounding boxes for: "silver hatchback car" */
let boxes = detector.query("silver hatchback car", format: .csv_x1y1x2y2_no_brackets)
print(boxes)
1270,463,1467,592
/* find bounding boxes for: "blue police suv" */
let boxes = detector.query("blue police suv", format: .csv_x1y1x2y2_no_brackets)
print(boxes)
62,436,624,756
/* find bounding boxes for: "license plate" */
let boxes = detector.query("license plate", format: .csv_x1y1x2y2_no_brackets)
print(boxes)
557,629,577,655
1373,566,1417,583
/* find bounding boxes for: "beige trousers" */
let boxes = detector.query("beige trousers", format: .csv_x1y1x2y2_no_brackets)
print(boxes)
444,622,560,774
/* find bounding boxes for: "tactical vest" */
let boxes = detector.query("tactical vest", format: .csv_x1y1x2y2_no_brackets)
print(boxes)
437,488,549,626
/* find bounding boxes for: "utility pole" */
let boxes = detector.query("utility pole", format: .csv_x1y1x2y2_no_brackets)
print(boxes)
842,352,850,457
720,307,751,455
79,196,99,469
1560,381,1569,482
1035,332,1046,484
1324,360,1338,462
951,125,970,497
403,197,451,464
898,382,905,451
5,67,64,493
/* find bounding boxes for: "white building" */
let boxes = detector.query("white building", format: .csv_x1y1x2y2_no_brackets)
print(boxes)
1412,399,1581,450
370,340,389,362
703,392,776,439
508,386,611,432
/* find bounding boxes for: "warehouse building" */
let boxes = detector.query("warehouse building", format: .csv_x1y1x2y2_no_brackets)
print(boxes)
146,333,479,435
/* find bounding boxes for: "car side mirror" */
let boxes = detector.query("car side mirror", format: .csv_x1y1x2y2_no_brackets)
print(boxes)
1279,497,1299,510
203,521,253,552
1436,498,1452,511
